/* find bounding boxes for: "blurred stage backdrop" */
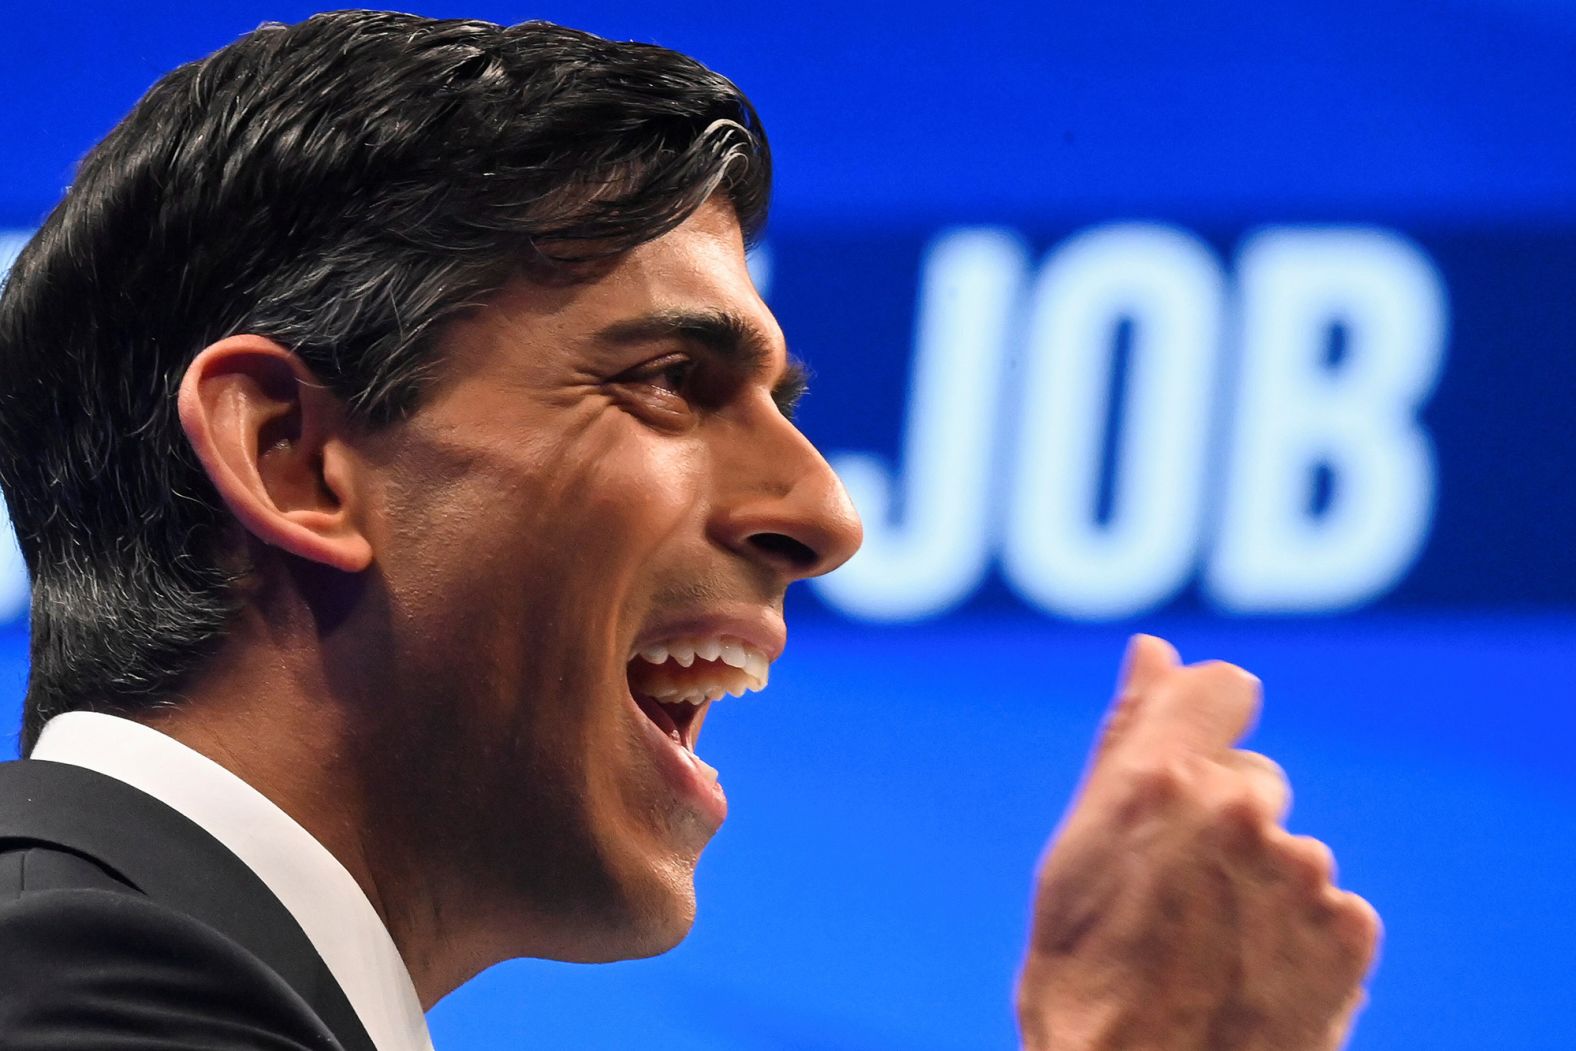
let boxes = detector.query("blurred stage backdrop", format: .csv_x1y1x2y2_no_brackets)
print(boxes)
2,3,1573,1048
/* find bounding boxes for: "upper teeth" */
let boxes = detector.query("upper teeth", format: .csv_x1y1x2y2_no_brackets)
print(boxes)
631,634,772,704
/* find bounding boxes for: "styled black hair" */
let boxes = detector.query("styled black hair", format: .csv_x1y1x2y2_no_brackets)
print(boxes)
0,10,771,751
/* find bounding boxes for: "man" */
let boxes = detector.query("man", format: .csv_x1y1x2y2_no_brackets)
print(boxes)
0,11,1378,1050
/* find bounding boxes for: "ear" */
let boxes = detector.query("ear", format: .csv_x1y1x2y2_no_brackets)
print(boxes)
178,335,374,573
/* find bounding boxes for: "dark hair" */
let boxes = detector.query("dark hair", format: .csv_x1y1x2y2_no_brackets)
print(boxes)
0,10,771,751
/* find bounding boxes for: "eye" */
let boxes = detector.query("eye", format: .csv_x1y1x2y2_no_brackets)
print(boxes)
644,357,696,396
607,353,708,428
617,353,696,396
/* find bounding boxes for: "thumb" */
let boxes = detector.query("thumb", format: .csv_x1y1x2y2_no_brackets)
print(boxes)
1117,634,1181,697
1090,634,1181,767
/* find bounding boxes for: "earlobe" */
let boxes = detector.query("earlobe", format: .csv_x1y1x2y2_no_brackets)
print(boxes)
178,336,374,573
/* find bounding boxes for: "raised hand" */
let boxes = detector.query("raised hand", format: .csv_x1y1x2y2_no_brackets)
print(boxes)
1016,635,1380,1051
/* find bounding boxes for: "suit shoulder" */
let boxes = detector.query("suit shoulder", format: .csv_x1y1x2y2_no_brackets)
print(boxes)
0,842,137,895
0,888,345,1050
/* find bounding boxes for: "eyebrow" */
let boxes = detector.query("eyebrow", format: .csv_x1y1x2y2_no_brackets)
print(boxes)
593,308,811,416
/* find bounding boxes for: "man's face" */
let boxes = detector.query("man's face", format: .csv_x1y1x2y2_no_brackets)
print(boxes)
347,199,861,962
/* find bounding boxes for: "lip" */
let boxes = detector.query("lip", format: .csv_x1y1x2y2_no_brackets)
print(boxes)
627,608,787,664
622,607,783,832
626,686,729,829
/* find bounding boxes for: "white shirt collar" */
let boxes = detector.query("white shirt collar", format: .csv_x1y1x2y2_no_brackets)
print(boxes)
31,711,435,1051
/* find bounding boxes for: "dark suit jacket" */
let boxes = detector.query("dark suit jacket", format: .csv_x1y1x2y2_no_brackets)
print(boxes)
0,758,378,1050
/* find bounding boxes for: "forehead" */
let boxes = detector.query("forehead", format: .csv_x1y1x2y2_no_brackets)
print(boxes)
454,198,782,366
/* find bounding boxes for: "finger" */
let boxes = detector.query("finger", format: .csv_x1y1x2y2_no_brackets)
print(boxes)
1091,635,1182,766
1124,659,1262,759
1262,830,1337,892
1220,749,1292,823
1116,633,1181,697
1300,887,1384,999
1330,890,1384,975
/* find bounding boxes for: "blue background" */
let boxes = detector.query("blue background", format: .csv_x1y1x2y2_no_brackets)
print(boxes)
2,3,1573,1048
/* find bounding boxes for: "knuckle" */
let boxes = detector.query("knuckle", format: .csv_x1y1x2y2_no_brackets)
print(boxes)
1230,750,1292,805
1114,756,1194,813
1280,834,1337,886
1339,891,1384,951
1191,659,1262,694
1235,749,1288,784
1209,791,1270,841
1196,661,1263,710
1309,887,1382,967
1133,761,1184,803
1182,660,1264,717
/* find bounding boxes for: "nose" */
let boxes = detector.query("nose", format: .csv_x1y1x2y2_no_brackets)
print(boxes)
710,410,864,583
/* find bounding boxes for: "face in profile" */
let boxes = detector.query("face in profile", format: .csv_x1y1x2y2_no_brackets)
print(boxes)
345,198,862,963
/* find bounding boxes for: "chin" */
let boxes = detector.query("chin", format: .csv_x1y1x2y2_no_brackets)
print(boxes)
563,788,715,960
556,887,697,963
611,915,695,961
603,866,701,960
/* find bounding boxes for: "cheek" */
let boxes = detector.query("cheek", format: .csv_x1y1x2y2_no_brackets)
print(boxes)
530,426,712,586
376,424,710,730
389,422,705,592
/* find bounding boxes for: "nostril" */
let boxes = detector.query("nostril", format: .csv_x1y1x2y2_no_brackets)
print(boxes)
747,531,818,570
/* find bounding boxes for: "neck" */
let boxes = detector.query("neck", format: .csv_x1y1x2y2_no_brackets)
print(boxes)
137,604,484,1008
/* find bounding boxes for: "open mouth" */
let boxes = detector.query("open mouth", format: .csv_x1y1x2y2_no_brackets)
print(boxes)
625,634,772,753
